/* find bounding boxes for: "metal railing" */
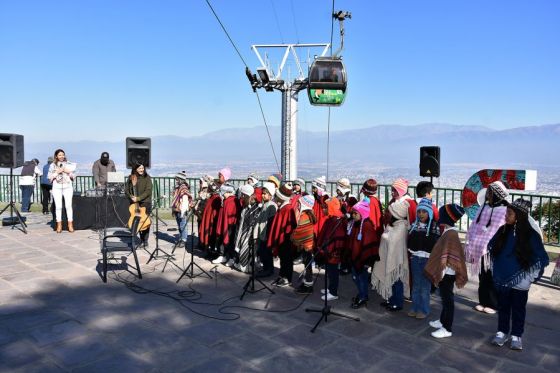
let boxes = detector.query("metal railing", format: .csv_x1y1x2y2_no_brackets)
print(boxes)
1,174,559,246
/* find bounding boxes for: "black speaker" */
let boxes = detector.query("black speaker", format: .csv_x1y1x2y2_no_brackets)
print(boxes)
126,137,151,169
419,146,440,177
0,133,24,169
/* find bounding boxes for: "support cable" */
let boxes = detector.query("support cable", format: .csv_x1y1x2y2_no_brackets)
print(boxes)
204,0,280,173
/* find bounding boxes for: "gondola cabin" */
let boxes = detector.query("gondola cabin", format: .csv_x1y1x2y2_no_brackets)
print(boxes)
307,57,347,106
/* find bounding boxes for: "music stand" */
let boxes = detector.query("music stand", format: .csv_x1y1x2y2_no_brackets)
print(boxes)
304,218,359,332
0,168,27,234
176,212,212,282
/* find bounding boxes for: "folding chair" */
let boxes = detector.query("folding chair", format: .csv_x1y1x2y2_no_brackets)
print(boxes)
101,215,142,283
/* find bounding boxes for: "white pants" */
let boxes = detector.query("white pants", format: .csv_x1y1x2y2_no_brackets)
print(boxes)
52,185,74,222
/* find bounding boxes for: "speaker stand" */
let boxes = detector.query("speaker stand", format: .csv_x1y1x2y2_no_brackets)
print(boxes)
0,168,27,234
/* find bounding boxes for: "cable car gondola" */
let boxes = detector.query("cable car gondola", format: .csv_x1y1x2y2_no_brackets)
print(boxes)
307,57,346,106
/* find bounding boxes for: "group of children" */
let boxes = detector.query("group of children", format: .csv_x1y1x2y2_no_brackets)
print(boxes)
170,170,549,350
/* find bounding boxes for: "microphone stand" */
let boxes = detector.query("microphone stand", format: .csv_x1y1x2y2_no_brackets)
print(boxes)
305,217,359,333
240,203,275,300
176,208,212,282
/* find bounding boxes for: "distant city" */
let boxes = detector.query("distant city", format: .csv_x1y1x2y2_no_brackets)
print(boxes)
47,161,560,196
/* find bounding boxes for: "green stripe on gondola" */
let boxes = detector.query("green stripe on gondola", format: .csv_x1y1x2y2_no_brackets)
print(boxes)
308,89,345,105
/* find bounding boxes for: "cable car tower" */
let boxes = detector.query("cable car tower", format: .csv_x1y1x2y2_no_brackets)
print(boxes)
246,11,350,181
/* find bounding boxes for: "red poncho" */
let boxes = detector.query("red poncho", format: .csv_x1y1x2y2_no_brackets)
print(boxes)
313,194,327,235
347,218,380,271
317,216,347,264
368,195,384,237
216,195,241,246
199,194,221,246
267,203,297,256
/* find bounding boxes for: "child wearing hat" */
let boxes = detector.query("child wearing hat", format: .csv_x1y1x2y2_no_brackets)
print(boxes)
268,183,298,287
488,199,548,350
254,182,278,278
213,184,241,266
233,185,258,273
311,176,327,235
291,194,317,294
171,171,192,247
407,198,440,319
316,197,347,301
465,181,509,314
424,203,468,339
347,200,379,309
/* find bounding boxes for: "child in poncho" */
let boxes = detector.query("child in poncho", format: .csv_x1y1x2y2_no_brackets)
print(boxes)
424,204,468,339
488,199,548,351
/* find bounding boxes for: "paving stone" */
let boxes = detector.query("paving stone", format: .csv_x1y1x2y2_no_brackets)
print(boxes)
28,319,88,347
498,361,550,373
254,346,331,373
44,335,116,369
0,340,43,370
0,326,18,346
369,326,441,359
0,310,70,332
214,331,283,362
182,320,248,347
185,355,259,372
423,345,499,372
73,353,155,373
273,323,340,353
317,338,387,371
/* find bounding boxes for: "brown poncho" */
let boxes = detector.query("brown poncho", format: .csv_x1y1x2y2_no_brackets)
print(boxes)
424,228,468,288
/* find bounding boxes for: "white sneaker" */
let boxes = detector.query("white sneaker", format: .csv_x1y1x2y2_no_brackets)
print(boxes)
225,259,235,267
431,327,452,339
321,292,339,301
212,256,227,264
320,288,327,295
429,320,443,329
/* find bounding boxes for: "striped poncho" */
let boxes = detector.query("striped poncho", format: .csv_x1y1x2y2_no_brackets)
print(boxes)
291,210,316,252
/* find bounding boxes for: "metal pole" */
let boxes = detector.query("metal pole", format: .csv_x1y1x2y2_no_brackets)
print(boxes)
281,85,298,181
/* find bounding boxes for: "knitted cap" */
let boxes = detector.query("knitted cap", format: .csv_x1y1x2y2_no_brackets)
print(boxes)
352,200,370,220
388,199,409,220
293,178,306,188
510,198,532,215
312,176,326,190
175,171,188,181
325,197,342,217
262,181,276,197
416,198,434,219
219,183,235,195
361,178,378,196
488,181,509,202
268,174,282,188
336,177,351,194
219,167,232,182
275,182,293,202
240,184,254,197
392,178,409,198
247,173,259,185
299,194,315,212
438,204,465,227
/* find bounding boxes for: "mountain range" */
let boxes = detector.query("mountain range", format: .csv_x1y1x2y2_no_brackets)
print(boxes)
23,123,560,170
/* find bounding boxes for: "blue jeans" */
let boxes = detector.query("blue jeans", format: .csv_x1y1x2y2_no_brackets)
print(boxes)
388,279,404,308
352,267,369,301
497,287,528,337
174,212,188,241
20,185,34,212
411,256,431,315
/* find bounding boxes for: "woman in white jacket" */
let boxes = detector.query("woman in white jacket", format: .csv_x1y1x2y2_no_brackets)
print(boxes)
48,149,76,233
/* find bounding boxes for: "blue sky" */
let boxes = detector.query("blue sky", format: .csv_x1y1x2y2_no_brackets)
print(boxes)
1,0,559,142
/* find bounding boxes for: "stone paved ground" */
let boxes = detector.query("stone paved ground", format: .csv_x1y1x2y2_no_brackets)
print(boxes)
0,213,559,372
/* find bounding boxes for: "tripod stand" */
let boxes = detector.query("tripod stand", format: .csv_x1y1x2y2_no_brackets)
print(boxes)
0,168,27,234
305,217,359,332
146,200,175,265
176,212,212,282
